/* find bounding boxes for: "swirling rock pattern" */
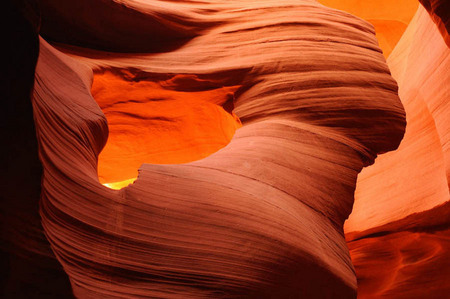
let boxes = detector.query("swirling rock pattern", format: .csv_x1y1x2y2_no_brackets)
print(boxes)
91,69,242,184
30,0,406,297
346,4,450,298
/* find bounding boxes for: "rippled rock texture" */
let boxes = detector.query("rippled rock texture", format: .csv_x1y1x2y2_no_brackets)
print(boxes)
3,0,449,298
345,4,450,297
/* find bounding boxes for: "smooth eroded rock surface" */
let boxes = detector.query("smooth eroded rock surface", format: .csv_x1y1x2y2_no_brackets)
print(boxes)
346,5,450,298
30,0,406,297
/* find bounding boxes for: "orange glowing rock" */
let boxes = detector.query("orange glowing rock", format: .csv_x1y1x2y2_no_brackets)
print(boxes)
91,70,241,185
318,0,419,57
346,5,450,235
5,0,449,298
31,1,407,296
345,5,450,297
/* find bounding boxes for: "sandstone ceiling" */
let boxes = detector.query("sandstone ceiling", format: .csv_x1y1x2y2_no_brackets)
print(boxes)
2,0,449,298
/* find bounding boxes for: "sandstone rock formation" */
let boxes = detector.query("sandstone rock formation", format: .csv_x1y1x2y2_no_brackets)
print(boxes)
2,0,448,298
31,0,406,297
345,4,450,298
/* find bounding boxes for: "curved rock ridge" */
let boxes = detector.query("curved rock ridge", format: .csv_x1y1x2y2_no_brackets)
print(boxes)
37,0,220,52
30,0,407,297
346,4,450,234
345,4,450,297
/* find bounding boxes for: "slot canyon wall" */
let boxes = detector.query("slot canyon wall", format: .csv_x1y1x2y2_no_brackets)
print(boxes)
343,3,450,298
1,0,448,298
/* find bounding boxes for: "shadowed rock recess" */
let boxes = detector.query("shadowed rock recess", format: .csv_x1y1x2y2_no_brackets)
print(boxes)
3,0,449,298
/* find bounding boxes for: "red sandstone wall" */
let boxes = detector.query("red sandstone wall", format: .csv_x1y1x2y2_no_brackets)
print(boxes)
346,4,450,297
3,0,449,298
30,1,405,297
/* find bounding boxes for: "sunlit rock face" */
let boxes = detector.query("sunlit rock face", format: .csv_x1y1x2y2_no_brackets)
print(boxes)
347,5,450,234
91,70,241,185
344,3,450,298
420,0,450,46
30,0,407,297
3,0,449,298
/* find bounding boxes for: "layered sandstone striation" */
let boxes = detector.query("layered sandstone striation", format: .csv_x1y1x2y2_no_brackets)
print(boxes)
29,0,406,297
6,0,449,298
345,4,450,298
37,0,217,52
91,70,242,185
